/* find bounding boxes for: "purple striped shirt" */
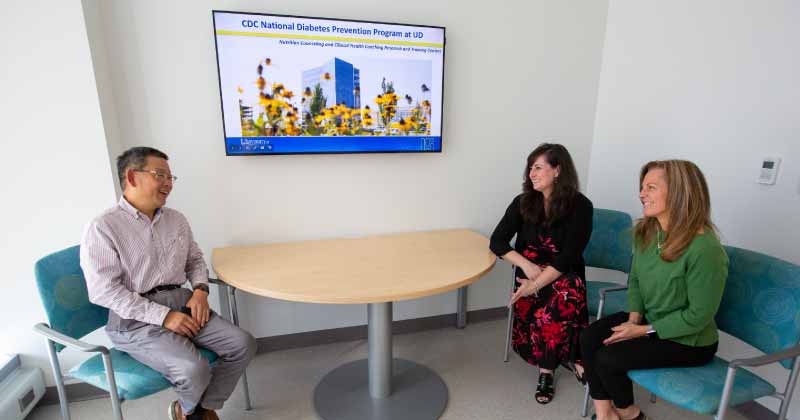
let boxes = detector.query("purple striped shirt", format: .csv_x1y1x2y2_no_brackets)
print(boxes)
80,196,209,326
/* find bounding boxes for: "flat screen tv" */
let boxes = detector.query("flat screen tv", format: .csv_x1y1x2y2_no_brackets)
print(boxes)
212,11,446,155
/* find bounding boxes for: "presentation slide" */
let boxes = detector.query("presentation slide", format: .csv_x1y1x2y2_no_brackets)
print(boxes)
213,11,446,155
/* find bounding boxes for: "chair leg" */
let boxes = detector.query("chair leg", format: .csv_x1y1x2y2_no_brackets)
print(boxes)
240,371,253,411
45,339,71,420
596,295,606,319
504,305,513,362
101,353,124,420
228,285,253,410
581,384,591,417
649,392,656,403
715,366,737,420
778,356,800,420
504,267,515,362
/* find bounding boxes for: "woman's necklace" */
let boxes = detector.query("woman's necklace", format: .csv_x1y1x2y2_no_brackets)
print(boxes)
656,229,664,255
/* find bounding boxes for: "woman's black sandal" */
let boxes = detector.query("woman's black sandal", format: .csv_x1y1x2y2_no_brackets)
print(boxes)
573,363,586,385
535,372,555,404
562,361,587,385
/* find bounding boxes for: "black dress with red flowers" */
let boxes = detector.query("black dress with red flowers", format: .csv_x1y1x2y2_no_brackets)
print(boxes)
490,192,593,370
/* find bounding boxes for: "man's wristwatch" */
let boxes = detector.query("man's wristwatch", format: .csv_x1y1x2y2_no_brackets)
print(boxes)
193,284,209,294
646,326,658,339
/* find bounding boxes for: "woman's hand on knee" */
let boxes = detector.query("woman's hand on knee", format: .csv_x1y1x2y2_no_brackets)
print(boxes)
603,322,649,345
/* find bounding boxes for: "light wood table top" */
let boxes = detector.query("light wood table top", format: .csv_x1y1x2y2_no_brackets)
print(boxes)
212,229,496,304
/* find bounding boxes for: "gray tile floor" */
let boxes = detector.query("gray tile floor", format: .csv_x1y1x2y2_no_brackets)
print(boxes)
28,319,748,420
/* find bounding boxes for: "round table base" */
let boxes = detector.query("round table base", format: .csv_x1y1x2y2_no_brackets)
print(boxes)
313,358,448,420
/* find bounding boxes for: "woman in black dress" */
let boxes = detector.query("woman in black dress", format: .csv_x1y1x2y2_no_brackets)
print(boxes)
490,143,593,404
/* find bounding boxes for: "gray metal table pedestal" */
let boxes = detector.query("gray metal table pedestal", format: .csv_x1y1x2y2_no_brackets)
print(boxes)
456,286,468,328
313,302,449,420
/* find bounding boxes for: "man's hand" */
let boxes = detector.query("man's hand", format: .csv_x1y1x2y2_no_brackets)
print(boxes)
163,311,200,337
603,322,649,345
185,288,211,327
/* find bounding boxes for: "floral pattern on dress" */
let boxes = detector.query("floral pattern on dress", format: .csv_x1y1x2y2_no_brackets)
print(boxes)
511,234,588,369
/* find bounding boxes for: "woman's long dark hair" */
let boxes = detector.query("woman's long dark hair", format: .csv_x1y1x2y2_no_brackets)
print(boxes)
520,143,580,225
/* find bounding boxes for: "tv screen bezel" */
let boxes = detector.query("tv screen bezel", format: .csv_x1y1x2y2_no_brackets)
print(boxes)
212,10,447,156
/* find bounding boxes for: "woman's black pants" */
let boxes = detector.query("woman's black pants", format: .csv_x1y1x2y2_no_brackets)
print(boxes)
579,311,717,408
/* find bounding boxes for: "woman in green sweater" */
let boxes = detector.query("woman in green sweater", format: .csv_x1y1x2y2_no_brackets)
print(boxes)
580,160,728,420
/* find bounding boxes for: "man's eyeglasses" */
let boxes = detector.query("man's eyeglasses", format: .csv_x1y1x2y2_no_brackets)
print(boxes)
133,169,178,183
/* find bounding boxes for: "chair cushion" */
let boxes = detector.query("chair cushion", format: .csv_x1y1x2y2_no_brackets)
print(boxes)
69,348,218,400
628,356,776,414
586,281,627,318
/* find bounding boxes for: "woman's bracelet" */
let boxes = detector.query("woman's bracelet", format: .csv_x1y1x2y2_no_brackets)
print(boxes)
532,279,544,296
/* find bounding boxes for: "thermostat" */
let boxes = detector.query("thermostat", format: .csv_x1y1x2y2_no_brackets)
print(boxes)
757,157,781,185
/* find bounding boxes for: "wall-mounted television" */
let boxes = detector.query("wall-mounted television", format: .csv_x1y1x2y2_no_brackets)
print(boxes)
212,11,446,155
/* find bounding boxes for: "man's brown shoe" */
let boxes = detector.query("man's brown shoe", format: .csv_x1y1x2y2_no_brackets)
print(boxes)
202,410,220,420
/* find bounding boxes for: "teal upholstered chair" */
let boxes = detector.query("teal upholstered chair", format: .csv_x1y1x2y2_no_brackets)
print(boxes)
583,208,633,319
32,246,245,420
624,246,800,419
503,208,633,365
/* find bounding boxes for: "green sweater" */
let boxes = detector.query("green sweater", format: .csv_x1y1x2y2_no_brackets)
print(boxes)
627,231,728,347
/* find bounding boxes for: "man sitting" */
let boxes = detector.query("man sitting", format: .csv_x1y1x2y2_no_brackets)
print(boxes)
81,146,256,420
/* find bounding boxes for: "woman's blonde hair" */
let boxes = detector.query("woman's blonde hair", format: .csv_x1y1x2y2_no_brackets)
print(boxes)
635,160,716,261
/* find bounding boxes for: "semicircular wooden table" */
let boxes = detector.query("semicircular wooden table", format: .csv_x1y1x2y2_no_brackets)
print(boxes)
212,229,496,420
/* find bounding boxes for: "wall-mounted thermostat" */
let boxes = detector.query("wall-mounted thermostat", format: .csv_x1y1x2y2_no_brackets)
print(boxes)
757,157,781,185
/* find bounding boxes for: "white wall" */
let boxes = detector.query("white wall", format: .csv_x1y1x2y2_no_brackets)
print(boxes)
88,0,609,337
81,0,125,199
0,1,117,386
588,1,800,416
